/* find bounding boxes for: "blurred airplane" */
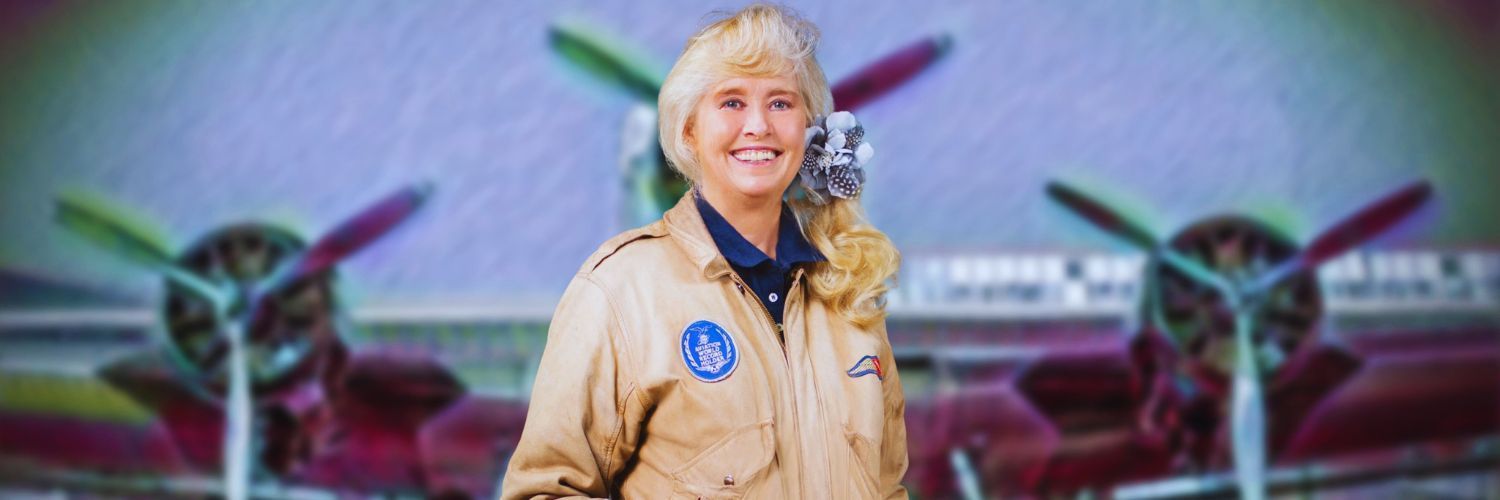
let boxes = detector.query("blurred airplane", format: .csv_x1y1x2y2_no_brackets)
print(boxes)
548,18,952,226
0,185,527,499
549,20,1500,496
5,15,1496,498
0,17,955,496
899,180,1500,498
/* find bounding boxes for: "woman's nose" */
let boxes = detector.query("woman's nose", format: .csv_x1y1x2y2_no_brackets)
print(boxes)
741,108,769,137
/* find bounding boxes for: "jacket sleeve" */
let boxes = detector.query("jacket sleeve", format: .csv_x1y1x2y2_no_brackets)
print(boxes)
500,274,647,499
878,321,911,499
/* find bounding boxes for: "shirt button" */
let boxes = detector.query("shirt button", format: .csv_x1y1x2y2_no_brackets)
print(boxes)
768,292,779,303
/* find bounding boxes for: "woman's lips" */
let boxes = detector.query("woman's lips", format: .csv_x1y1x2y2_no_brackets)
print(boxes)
730,147,781,167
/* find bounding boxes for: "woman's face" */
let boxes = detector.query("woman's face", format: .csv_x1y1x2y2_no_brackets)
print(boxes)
687,74,808,207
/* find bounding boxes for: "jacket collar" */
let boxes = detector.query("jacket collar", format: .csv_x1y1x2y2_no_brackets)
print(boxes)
663,189,735,280
664,189,824,281
693,192,825,271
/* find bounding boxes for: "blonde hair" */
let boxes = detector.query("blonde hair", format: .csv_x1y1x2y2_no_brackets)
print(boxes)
659,3,900,328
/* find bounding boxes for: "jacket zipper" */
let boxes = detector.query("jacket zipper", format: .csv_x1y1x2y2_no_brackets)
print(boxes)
727,271,804,495
728,272,787,355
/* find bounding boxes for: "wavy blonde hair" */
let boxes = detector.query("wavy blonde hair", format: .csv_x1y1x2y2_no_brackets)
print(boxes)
658,3,900,328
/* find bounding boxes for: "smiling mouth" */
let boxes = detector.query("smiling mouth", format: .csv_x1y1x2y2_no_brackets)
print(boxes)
730,148,782,165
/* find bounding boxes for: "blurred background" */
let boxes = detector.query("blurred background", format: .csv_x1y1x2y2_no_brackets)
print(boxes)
1,0,1497,498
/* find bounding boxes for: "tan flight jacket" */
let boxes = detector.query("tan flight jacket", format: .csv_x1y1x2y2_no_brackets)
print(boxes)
500,191,908,499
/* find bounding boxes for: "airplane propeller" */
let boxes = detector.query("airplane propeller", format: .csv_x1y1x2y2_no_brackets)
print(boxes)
1045,179,1432,500
56,183,432,500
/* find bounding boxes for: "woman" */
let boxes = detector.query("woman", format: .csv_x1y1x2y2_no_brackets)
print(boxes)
502,4,906,498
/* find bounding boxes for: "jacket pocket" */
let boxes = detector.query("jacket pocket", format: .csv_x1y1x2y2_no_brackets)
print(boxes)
844,424,882,498
670,419,776,499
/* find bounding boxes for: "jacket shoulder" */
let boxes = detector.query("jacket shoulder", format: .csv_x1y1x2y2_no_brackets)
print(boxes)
578,220,671,274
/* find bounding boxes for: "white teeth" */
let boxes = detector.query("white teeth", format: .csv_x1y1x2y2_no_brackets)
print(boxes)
732,149,777,162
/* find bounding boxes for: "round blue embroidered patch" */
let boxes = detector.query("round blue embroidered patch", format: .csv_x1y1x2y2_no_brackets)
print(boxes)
680,320,739,383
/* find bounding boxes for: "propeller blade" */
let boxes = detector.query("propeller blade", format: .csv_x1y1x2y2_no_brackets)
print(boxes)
1230,312,1267,500
1046,182,1232,293
1253,180,1432,292
55,192,222,303
1299,180,1432,269
1159,247,1232,294
832,33,952,111
548,21,665,103
1045,181,1159,252
55,192,175,270
949,447,985,500
222,321,252,500
263,183,432,295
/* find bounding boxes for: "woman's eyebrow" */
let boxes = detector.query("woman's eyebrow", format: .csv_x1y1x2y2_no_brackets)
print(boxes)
712,87,799,99
713,86,746,98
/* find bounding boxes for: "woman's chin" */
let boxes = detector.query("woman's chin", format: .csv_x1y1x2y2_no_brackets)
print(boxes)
724,177,791,201
705,156,796,202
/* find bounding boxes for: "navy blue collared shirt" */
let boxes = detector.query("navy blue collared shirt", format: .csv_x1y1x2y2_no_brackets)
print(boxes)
695,193,825,326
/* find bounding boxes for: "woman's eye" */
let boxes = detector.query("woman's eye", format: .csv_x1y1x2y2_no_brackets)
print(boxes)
771,100,792,110
721,99,744,109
